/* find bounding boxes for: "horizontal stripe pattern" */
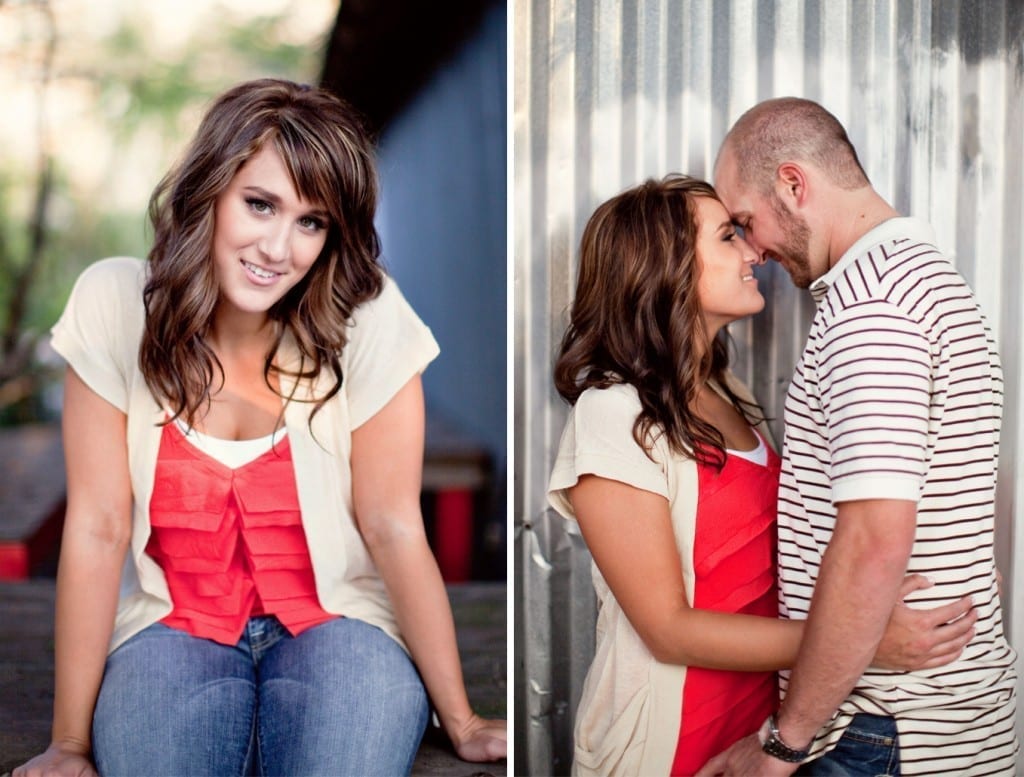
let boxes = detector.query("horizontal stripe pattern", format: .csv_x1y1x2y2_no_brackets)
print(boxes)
777,221,1018,775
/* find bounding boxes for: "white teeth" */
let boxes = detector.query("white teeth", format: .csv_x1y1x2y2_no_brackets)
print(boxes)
243,260,277,279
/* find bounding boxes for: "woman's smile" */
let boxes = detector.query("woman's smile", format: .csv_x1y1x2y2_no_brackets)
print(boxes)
240,258,283,283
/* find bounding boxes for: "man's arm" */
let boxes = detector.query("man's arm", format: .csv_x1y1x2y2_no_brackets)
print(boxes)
775,498,917,745
697,498,917,776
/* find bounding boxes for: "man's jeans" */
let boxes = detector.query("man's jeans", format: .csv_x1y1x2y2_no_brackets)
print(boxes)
93,615,430,776
796,713,900,777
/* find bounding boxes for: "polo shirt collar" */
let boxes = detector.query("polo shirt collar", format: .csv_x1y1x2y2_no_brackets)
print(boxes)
809,216,938,302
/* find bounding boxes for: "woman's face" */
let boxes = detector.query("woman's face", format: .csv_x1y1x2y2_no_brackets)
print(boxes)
693,195,765,335
211,144,329,326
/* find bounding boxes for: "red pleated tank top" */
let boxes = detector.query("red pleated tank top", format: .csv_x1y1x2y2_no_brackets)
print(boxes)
671,433,781,776
145,422,336,645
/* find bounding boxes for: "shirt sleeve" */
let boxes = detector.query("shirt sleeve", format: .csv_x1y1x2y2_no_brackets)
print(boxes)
342,275,441,430
817,298,931,503
49,257,146,413
547,385,670,521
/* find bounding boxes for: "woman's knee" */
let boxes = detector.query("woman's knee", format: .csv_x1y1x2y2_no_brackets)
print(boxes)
92,623,257,775
256,617,429,775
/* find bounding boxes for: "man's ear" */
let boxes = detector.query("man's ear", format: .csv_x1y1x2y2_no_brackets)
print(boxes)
775,162,808,208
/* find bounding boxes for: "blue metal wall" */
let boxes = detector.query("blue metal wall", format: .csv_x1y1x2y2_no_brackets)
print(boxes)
377,2,508,471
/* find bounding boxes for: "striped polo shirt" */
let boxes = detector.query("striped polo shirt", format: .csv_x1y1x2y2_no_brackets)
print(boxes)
777,217,1018,775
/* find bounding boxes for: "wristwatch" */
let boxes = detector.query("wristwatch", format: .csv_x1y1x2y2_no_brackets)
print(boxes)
758,714,811,763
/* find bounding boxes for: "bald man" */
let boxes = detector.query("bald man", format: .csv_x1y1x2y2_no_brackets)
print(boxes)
698,98,1018,776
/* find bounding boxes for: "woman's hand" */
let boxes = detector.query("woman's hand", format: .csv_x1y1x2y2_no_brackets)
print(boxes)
13,741,97,777
872,574,977,671
447,713,508,762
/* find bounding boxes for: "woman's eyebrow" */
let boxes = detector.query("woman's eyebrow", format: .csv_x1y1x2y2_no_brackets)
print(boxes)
243,186,329,218
242,185,281,203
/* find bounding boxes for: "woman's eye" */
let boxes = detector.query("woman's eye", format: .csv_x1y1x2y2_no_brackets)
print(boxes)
299,216,325,231
246,198,272,215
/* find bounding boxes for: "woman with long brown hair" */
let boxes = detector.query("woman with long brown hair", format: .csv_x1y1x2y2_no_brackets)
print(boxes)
547,174,976,776
15,78,505,776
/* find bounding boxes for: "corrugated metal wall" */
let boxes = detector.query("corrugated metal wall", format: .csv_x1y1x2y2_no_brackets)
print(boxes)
513,1,1024,773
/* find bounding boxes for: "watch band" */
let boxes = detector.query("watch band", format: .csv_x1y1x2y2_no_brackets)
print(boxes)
759,714,810,763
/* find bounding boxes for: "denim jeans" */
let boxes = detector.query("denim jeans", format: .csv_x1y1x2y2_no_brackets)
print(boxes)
796,713,900,777
92,615,430,776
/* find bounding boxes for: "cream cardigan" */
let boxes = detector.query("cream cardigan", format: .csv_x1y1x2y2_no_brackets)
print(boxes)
51,257,440,653
548,376,775,776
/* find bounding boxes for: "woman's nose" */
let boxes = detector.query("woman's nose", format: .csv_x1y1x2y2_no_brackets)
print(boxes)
741,236,765,265
259,224,292,263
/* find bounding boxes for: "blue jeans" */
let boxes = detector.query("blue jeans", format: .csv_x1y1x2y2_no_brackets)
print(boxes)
92,615,429,776
796,713,900,777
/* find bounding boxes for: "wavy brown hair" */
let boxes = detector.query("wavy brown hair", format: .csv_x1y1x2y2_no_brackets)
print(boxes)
140,78,384,426
553,174,764,469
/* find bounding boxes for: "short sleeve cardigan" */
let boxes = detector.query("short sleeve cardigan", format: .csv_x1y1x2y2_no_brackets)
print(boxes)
547,378,774,776
50,256,440,654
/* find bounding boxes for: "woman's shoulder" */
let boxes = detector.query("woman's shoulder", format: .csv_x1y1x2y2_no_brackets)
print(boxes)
338,272,439,428
50,257,147,408
567,383,658,453
348,273,405,323
54,257,147,349
574,382,642,421
569,382,677,465
341,271,438,361
72,256,147,295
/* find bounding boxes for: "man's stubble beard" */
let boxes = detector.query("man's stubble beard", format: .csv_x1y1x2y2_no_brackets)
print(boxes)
768,192,814,289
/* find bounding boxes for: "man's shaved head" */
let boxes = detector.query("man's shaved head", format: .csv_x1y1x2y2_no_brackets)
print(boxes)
716,97,870,195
